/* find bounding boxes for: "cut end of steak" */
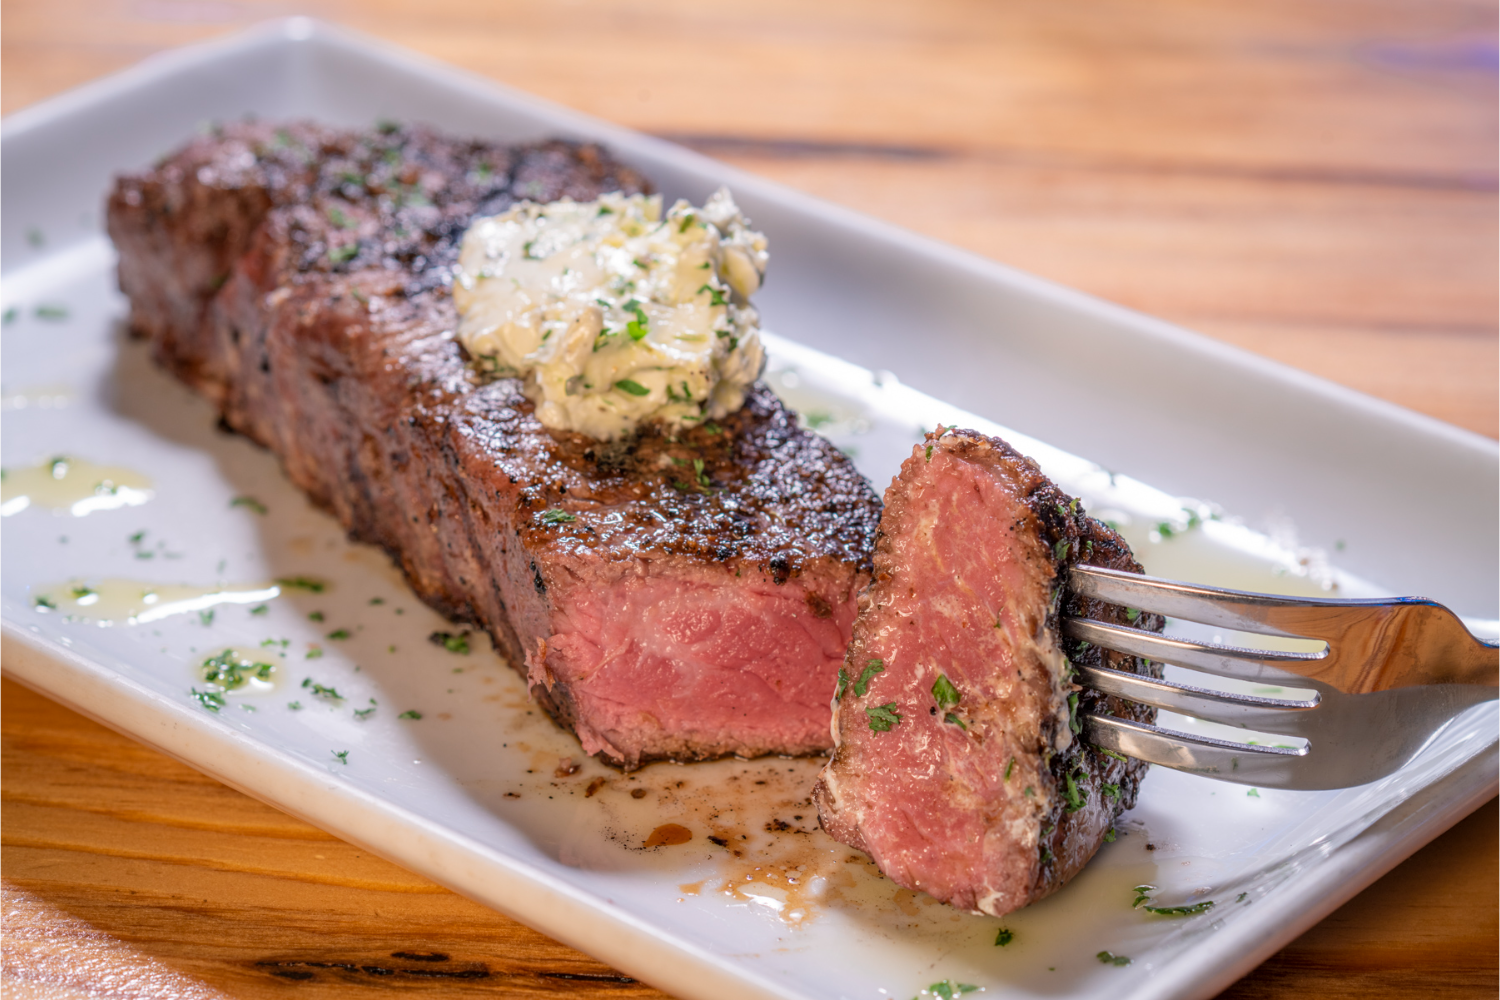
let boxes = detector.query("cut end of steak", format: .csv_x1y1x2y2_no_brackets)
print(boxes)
106,120,880,769
813,428,1161,916
453,380,879,767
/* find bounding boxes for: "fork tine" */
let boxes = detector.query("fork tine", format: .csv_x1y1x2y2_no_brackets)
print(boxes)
1076,663,1321,736
1081,713,1308,787
1063,616,1331,686
1071,563,1428,641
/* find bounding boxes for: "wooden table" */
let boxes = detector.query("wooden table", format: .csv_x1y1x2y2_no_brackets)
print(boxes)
3,1,1495,997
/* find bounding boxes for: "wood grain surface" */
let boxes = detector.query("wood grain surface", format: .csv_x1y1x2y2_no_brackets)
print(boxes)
2,1,1496,998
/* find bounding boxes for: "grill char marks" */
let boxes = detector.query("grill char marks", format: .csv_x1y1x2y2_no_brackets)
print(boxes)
813,428,1160,916
107,121,881,769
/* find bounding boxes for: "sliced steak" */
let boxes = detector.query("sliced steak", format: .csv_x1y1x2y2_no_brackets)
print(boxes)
813,428,1161,916
107,121,881,768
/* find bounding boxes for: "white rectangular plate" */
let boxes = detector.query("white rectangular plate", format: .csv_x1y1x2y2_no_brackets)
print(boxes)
3,19,1496,1000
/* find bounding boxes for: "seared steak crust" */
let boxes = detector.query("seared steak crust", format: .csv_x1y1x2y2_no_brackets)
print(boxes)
814,428,1161,916
108,121,880,768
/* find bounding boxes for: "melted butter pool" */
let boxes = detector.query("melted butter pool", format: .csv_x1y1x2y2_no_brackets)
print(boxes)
30,578,281,625
1,456,153,516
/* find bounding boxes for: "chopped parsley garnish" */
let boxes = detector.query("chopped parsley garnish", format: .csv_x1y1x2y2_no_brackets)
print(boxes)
398,710,423,720
696,283,728,307
430,630,470,654
326,628,351,641
1053,539,1070,561
276,576,326,593
1104,827,1117,842
190,688,226,712
353,706,376,720
198,610,215,627
308,611,324,622
623,299,650,340
369,597,385,605
1133,882,1214,914
922,982,979,999
1024,786,1035,797
288,701,303,710
541,508,576,524
1062,769,1087,813
1144,900,1215,916
1102,782,1120,801
201,649,274,689
1068,691,1081,734
1097,951,1131,966
677,212,696,233
34,305,69,321
1247,788,1261,798
835,667,850,699
2,307,16,324
1005,758,1015,780
925,444,934,461
865,702,901,732
1125,607,1141,622
852,659,885,697
1236,892,1248,903
301,678,343,700
931,673,961,709
703,421,723,435
615,378,650,397
692,458,713,490
332,750,350,765
305,647,324,659
943,712,968,730
995,928,1014,947
1096,746,1127,762
71,585,95,599
230,495,267,515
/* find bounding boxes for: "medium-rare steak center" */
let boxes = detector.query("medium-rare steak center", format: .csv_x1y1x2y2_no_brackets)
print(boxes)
814,428,1160,916
106,121,881,768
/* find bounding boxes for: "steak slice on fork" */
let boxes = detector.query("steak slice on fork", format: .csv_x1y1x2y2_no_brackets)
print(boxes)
814,427,1161,915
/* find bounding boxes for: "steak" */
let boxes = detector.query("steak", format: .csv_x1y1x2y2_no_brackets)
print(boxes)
813,428,1161,916
107,121,881,768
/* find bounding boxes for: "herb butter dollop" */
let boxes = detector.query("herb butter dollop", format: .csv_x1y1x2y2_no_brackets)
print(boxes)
452,188,768,440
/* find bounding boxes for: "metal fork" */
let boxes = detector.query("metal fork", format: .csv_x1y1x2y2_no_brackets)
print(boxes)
1065,565,1499,790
